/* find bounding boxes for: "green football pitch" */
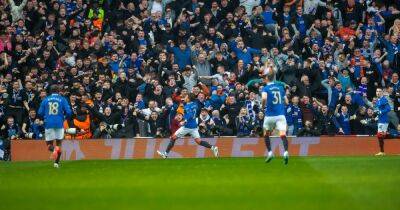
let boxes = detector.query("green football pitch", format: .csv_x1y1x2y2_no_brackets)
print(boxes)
0,157,399,210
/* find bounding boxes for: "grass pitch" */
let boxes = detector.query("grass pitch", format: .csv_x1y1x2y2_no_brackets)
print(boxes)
0,156,399,210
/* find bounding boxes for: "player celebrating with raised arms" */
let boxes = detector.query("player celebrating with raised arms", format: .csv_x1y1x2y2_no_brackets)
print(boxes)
38,85,72,168
375,88,391,156
261,64,289,164
157,94,219,159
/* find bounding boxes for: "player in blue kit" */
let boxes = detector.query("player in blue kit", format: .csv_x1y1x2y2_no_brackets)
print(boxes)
375,88,391,156
157,94,219,158
261,68,289,164
38,85,72,168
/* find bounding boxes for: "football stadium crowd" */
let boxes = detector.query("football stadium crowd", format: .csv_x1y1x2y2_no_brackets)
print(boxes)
1,0,400,149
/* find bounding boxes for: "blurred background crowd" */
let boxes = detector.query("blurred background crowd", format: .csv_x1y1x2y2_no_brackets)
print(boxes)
1,0,400,149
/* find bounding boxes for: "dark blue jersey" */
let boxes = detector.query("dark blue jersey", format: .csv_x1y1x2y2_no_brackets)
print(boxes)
262,82,286,117
376,96,391,124
38,94,72,129
183,102,198,129
289,104,303,127
335,113,350,135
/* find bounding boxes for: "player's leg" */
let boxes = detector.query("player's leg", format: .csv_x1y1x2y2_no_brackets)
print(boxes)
54,140,62,167
263,117,274,162
375,123,388,156
46,140,54,153
157,127,184,158
45,129,58,161
192,129,219,157
277,116,289,165
53,128,64,168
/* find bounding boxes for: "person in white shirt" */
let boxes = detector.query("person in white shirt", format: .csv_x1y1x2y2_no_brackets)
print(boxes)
199,65,230,87
240,0,261,16
303,0,327,16
8,0,28,23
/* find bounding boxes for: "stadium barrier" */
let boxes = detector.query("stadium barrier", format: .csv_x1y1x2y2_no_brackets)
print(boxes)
11,136,400,162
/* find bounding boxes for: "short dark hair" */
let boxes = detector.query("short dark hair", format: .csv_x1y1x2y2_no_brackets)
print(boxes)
50,84,60,93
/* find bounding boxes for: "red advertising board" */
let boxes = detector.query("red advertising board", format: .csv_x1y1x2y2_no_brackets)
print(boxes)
11,137,400,162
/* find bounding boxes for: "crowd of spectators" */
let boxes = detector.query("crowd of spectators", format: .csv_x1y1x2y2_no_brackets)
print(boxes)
1,0,400,155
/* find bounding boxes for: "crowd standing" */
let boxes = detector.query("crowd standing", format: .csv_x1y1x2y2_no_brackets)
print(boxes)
1,0,400,159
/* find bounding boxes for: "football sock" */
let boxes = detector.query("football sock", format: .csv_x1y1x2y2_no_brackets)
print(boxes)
281,135,289,152
264,136,271,151
378,137,384,153
55,151,61,164
199,141,212,149
166,140,175,154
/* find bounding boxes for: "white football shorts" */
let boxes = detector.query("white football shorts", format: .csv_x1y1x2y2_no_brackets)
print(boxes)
377,123,388,133
174,127,201,139
45,128,65,141
263,115,287,132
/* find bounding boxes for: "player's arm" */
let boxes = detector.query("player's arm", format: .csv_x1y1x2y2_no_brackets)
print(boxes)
62,98,72,118
37,99,46,118
261,92,268,110
180,119,187,126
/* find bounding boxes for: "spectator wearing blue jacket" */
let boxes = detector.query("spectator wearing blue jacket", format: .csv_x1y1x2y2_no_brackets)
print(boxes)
209,86,227,110
108,53,121,74
235,107,254,137
123,52,143,72
322,78,344,110
334,104,351,135
262,5,276,32
21,109,44,140
194,92,212,114
380,35,400,63
230,38,261,66
167,41,192,70
286,96,303,136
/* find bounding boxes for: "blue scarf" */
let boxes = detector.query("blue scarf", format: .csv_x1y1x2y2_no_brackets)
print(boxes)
245,100,256,121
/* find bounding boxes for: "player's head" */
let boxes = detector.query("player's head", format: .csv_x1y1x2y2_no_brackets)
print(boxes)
376,88,383,98
50,84,60,94
262,60,276,82
175,113,183,121
263,69,275,83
